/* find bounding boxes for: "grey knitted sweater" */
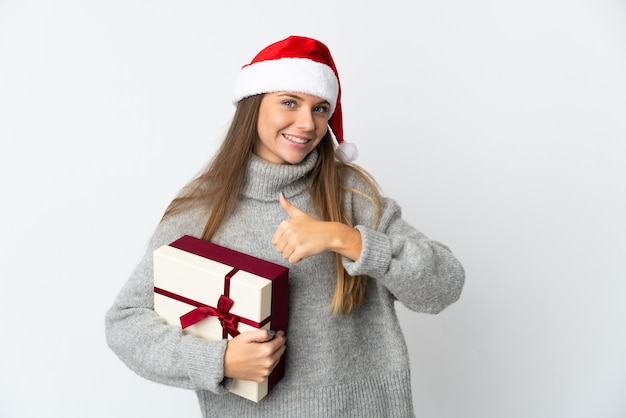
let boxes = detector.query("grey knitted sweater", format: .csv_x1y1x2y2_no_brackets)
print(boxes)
105,150,465,418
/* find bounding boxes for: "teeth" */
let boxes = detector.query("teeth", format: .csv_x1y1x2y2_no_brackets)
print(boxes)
284,134,309,144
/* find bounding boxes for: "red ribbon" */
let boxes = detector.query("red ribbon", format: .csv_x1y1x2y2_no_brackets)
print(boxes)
155,267,273,339
176,267,242,339
179,294,240,338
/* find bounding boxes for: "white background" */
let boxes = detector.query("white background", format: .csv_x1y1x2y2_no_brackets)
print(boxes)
1,1,625,417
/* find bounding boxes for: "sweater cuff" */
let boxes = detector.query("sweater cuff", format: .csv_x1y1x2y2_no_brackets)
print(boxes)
342,225,391,278
182,334,230,394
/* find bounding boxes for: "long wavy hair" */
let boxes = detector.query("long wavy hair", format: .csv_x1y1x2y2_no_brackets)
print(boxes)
162,94,381,315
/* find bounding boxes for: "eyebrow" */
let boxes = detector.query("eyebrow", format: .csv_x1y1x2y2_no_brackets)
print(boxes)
275,92,330,106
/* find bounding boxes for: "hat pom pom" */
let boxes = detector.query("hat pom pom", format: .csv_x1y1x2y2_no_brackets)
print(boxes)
336,140,358,163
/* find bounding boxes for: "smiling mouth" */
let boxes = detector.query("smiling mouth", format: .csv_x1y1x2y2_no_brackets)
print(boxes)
283,133,310,144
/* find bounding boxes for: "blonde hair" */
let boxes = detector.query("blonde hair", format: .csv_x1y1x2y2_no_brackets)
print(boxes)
162,94,381,315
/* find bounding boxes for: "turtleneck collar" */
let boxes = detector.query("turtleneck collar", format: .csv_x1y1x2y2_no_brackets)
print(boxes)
241,150,318,201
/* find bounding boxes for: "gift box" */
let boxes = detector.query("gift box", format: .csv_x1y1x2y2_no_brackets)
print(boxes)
153,235,289,402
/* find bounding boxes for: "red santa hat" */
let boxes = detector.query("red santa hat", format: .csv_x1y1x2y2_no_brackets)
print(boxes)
232,35,358,162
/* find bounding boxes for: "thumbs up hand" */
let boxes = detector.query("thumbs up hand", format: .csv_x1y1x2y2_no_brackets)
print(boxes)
271,192,362,263
277,191,309,220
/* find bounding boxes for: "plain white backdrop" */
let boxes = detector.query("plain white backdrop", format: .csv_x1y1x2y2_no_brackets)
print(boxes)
1,1,625,417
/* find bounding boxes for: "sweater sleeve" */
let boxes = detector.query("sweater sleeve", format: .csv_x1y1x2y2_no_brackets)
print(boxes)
341,175,465,314
104,211,231,394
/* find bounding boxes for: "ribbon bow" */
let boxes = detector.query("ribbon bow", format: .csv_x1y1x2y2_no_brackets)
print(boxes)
179,294,240,338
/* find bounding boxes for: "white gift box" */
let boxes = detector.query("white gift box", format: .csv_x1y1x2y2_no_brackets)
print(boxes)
153,235,289,402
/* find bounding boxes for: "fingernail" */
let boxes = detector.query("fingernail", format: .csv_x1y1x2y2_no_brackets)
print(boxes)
279,189,285,197
269,330,276,339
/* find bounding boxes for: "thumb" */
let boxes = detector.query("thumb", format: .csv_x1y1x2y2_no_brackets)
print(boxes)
279,192,304,218
240,329,275,343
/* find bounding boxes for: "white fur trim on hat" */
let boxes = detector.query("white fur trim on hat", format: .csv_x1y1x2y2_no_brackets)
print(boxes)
232,58,339,115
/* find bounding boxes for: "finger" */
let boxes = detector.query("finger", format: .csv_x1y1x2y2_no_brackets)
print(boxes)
268,332,287,356
279,240,302,263
271,224,286,248
241,329,273,343
271,342,287,367
288,252,303,264
279,246,296,262
271,216,290,246
279,192,304,218
279,242,300,263
273,228,305,263
277,331,287,347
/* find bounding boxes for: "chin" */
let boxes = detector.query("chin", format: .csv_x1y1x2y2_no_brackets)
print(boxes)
290,155,311,164
281,152,309,165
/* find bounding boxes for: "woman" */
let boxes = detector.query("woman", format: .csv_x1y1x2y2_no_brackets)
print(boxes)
106,35,465,417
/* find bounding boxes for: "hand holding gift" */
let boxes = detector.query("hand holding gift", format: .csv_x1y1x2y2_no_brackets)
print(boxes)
224,329,287,383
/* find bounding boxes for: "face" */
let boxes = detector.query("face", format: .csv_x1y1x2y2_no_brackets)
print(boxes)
255,92,331,164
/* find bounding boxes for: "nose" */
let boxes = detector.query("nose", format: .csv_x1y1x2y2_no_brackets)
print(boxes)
295,108,315,132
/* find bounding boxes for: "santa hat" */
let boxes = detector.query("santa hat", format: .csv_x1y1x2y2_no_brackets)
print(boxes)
232,36,358,162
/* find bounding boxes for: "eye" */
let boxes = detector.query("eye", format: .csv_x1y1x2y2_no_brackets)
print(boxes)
281,100,297,108
313,104,330,114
